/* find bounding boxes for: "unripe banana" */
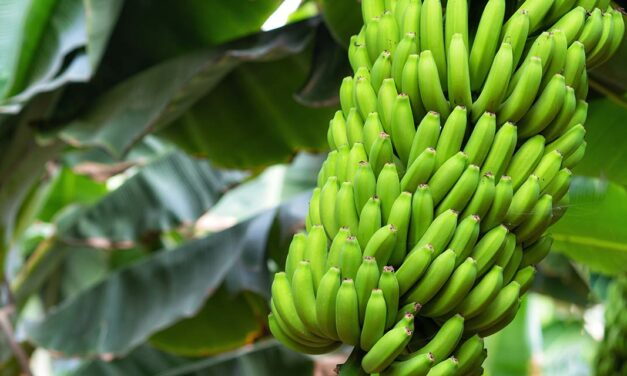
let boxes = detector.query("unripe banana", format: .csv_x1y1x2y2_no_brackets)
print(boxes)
447,35,472,109
396,302,422,322
520,234,553,267
567,99,588,130
362,0,385,23
550,194,568,225
355,256,382,322
409,314,465,361
545,0,578,25
506,135,545,191
347,147,367,181
429,151,469,205
380,266,401,328
366,17,382,62
481,175,513,232
512,0,555,32
340,236,364,280
578,8,604,52
268,313,339,354
361,289,388,350
575,0,597,12
463,114,495,167
420,0,447,84
378,10,401,55
445,0,469,50
498,57,542,125
393,33,419,86
317,152,336,188
501,10,530,67
358,197,383,249
340,77,355,117
435,106,467,169
364,113,385,154
513,265,536,295
355,76,379,120
372,50,393,93
502,244,523,284
516,194,553,243
414,209,459,256
316,267,342,339
401,148,437,193
471,224,509,276
469,0,506,91
388,192,413,265
353,161,377,213
462,173,496,220
426,357,458,376
409,112,441,165
409,184,435,247
394,312,415,332
534,150,563,191
542,85,577,142
305,225,328,290
544,123,586,159
447,214,481,266
518,74,567,139
349,42,372,71
396,244,435,295
455,265,504,319
540,28,568,91
383,352,434,376
378,78,398,135
471,42,513,122
364,224,398,268
575,69,588,100
464,281,521,333
371,132,395,176
404,249,457,304
481,122,517,179
507,32,554,94
335,145,350,183
285,233,307,282
601,9,626,66
544,168,572,203
587,11,615,68
422,257,478,317
377,163,402,222
563,140,586,169
320,176,339,238
436,164,481,216
418,50,451,118
328,227,352,270
401,54,427,119
336,278,361,346
292,261,323,335
362,326,414,373
391,94,417,164
550,6,586,44
563,41,586,89
495,233,517,268
504,174,541,227
454,335,485,375
346,108,365,146
336,182,360,236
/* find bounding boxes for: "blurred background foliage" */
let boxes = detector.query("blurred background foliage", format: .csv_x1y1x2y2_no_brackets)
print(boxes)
0,0,625,375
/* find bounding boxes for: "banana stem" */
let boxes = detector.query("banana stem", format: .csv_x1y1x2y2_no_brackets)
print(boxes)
337,347,368,376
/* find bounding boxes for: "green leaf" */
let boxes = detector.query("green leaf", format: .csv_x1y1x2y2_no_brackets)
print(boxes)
160,51,332,168
542,320,596,375
551,177,627,276
532,253,593,307
60,152,239,245
149,289,266,357
57,20,320,159
574,98,627,186
23,195,308,356
0,0,123,106
485,297,531,376
69,341,312,376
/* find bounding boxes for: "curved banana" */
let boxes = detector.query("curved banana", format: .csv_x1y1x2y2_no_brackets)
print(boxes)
435,106,468,169
497,57,543,125
420,0,447,83
393,32,419,86
408,314,465,361
436,164,481,216
447,214,481,266
414,209,459,255
404,249,457,304
520,235,553,267
429,151,469,205
391,94,417,164
336,278,361,346
506,135,546,191
336,182,360,235
481,175,513,232
455,335,486,375
328,227,351,270
517,74,567,138
316,267,342,339
504,174,541,228
361,289,388,350
464,281,521,333
292,261,322,336
409,184,435,247
471,42,513,122
387,192,413,265
305,224,329,290
380,266,401,328
340,236,364,280
396,244,435,295
462,173,496,219
515,194,553,244
550,6,586,44
471,224,509,276
401,147,437,193
545,123,586,159
447,34,472,109
481,122,518,179
362,326,414,373
464,112,497,166
421,257,478,317
469,0,506,91
409,111,442,166
418,50,451,118
340,77,355,116
370,132,395,176
455,265,504,319
542,85,577,142
377,163,402,222
379,77,399,134
358,196,382,249
285,233,307,282
383,352,434,376
402,54,427,120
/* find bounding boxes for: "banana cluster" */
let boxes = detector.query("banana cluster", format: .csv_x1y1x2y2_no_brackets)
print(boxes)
595,274,627,376
270,0,624,374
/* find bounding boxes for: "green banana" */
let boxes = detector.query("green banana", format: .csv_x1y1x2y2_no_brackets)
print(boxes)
377,163,402,222
515,194,553,244
372,50,393,93
305,224,329,290
504,174,541,227
340,236,364,280
409,314,464,361
550,6,586,44
402,54,427,119
563,141,586,169
336,182,360,235
400,0,421,38
388,192,413,265
409,112,441,166
355,76,379,120
361,289,388,350
404,249,457,304
393,32,419,86
426,357,458,376
268,314,339,354
517,74,567,139
435,164,481,216
401,147,437,193
391,94,417,164
464,281,521,333
495,233,517,268
363,224,398,269
533,149,563,191
364,112,385,154
421,257,478,317
454,335,485,375
501,9,530,67
464,112,497,166
513,0,555,32
418,50,451,118
502,244,523,284
355,256,382,322
346,109,365,146
292,260,322,336
409,184,435,248
370,132,395,176
447,34,472,109
340,77,355,117
455,265,504,319
378,78,398,134
383,352,434,376
378,11,401,55
471,224,509,276
335,144,350,183
578,8,604,53
497,57,542,125
414,209,459,256
380,265,400,328
506,135,545,191
353,161,377,213
544,168,572,203
445,0,468,50
285,233,307,282
542,85,577,142
362,326,414,373
396,244,435,295
429,151,469,205
469,0,506,91
563,41,586,89
520,235,553,267
481,175,513,232
481,122,518,179
358,196,383,249
447,214,481,266
316,267,342,339
544,123,586,159
420,0,446,84
336,278,361,346
435,106,467,169
471,42,513,122
362,0,385,22
462,173,496,220
540,28,568,91
513,265,536,295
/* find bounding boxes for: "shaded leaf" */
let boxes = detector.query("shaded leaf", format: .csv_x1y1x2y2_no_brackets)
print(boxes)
551,177,627,276
57,19,319,159
150,289,266,357
533,253,593,307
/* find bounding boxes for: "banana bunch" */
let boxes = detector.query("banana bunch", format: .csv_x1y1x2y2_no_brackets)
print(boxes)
595,274,627,376
270,0,624,374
